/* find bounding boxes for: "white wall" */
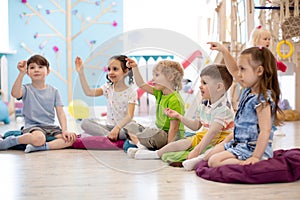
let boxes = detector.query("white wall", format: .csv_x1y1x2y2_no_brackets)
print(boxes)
0,0,9,52
123,0,215,46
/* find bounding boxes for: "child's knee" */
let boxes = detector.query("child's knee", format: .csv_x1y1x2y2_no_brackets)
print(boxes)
30,131,46,146
207,155,218,168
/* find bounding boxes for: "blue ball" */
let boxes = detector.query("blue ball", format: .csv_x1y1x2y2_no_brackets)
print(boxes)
0,101,10,124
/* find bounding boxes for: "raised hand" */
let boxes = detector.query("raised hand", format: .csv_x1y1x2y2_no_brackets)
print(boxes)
126,58,137,69
207,42,227,53
17,60,27,73
75,56,84,73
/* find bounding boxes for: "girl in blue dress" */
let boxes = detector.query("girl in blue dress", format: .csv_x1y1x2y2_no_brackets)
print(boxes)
205,43,283,167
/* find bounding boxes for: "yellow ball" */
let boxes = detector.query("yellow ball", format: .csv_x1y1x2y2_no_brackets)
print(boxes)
68,100,90,119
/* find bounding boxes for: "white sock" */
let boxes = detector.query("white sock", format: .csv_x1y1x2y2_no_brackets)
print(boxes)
136,142,147,150
135,149,159,159
24,143,49,153
127,147,139,158
182,154,205,171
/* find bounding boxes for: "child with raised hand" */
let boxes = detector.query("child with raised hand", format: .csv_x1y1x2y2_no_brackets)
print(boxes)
132,64,235,169
205,44,283,167
75,55,137,141
125,58,185,157
0,55,77,153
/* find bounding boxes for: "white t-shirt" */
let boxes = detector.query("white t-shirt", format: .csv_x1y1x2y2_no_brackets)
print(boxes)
101,83,137,126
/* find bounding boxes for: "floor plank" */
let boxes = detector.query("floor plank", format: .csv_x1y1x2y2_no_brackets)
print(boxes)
1,119,299,200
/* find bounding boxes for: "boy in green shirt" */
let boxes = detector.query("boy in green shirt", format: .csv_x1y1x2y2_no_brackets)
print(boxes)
125,58,185,156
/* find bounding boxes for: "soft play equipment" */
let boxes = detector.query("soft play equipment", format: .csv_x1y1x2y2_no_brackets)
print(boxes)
72,135,124,150
195,148,300,184
0,99,10,124
68,99,90,119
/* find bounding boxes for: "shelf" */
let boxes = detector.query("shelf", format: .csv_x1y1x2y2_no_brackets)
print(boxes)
0,50,17,54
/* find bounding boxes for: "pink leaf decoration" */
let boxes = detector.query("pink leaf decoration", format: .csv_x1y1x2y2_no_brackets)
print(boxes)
112,20,117,27
21,0,27,3
53,46,59,53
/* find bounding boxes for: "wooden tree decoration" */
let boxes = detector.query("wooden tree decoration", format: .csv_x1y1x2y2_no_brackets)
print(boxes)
19,0,118,102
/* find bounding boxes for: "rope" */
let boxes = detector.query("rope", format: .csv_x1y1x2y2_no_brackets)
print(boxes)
280,1,284,24
295,0,299,17
285,0,290,20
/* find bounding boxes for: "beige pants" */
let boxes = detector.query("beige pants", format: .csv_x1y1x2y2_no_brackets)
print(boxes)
124,122,168,150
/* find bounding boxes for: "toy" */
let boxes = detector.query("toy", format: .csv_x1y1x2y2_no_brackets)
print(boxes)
68,99,90,120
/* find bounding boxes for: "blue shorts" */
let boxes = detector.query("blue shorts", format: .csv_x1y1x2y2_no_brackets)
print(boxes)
224,139,273,160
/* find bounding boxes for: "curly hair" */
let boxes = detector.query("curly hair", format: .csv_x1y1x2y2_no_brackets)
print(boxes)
153,60,184,91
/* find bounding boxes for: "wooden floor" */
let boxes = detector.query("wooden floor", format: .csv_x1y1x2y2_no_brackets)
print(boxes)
0,116,300,200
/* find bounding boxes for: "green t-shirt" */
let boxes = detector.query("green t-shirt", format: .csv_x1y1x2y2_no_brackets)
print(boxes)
153,89,185,139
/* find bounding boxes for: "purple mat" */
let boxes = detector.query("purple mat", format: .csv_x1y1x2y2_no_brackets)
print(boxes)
72,135,124,150
195,148,300,183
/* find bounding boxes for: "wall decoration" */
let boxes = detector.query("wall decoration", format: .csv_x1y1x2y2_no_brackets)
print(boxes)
8,0,123,105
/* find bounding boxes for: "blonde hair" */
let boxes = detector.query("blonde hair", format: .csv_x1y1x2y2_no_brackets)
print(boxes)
153,60,184,91
249,26,271,47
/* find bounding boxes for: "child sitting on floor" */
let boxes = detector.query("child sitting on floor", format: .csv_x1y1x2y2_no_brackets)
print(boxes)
0,54,77,153
205,43,283,167
125,58,185,157
75,55,137,141
132,64,235,171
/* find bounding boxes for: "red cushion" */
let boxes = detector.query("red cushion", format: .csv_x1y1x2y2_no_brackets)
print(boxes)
72,135,124,150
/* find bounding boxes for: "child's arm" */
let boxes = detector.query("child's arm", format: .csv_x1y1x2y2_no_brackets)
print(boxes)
207,42,240,82
107,103,135,141
168,119,180,143
75,56,103,97
242,103,272,165
164,108,202,131
126,58,154,95
11,60,27,99
187,122,224,159
55,106,77,142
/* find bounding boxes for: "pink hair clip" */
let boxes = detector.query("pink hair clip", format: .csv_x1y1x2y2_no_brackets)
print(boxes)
258,46,263,50
257,25,262,29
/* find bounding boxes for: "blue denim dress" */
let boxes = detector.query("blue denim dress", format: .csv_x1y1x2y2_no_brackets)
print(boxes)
224,88,275,160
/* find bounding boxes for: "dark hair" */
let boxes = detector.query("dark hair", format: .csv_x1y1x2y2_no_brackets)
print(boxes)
240,47,283,125
200,64,233,91
27,55,50,69
106,55,134,85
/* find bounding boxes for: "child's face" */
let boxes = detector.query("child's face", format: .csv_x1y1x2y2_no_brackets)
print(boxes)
152,69,171,91
27,63,49,82
199,75,219,100
257,31,271,47
107,59,127,83
237,54,261,90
